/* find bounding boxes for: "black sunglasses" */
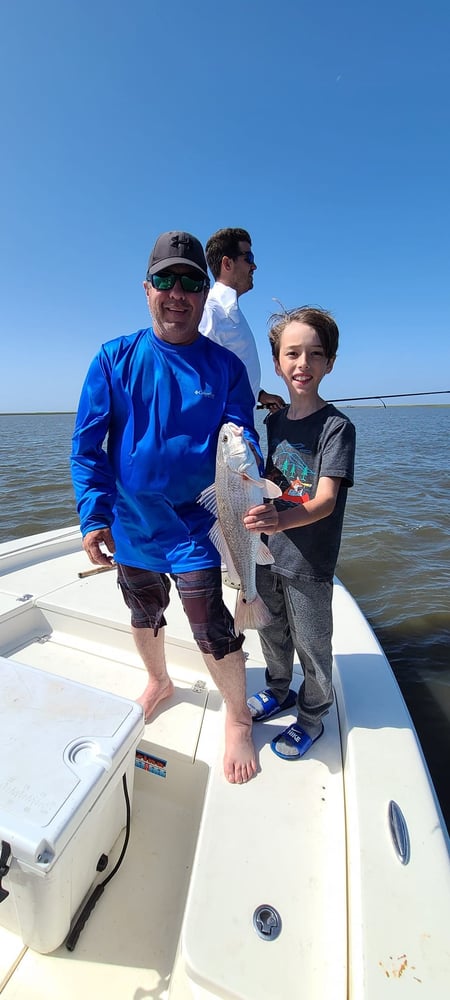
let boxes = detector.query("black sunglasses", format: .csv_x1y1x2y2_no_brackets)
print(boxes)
235,250,255,264
148,272,208,293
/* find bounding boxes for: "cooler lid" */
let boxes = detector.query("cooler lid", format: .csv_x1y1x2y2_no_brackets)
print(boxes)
0,657,144,867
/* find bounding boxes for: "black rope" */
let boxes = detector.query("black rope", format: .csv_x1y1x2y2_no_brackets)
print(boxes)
65,772,131,951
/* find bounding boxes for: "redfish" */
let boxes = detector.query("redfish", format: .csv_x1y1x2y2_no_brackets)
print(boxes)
199,423,281,632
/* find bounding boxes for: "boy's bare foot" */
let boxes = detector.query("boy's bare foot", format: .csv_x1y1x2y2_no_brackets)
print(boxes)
137,677,174,723
224,718,257,784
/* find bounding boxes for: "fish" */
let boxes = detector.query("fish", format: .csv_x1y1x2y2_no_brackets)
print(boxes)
198,422,282,632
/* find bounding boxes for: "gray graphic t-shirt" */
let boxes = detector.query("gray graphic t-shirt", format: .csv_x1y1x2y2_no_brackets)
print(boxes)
264,404,355,581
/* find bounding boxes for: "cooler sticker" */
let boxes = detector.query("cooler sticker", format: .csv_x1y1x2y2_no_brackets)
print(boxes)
135,749,167,778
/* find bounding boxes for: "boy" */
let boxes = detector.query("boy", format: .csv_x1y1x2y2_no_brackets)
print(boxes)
243,306,356,759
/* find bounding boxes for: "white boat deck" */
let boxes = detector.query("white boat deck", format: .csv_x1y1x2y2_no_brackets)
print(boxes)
0,527,449,998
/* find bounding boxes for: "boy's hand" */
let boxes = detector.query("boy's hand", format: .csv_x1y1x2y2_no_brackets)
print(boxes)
243,503,280,535
257,390,285,412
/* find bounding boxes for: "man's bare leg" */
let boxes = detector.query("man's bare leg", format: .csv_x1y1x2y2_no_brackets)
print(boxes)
133,625,174,722
203,649,256,785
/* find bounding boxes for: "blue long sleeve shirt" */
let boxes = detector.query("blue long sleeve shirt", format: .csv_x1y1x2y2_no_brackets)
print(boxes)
71,327,261,573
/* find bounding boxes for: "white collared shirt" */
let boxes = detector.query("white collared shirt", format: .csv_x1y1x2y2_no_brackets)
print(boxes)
199,281,261,404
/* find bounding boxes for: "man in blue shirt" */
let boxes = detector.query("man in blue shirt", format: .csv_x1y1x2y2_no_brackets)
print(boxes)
71,231,258,784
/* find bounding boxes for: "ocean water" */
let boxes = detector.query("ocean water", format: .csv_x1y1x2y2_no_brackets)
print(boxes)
0,407,449,830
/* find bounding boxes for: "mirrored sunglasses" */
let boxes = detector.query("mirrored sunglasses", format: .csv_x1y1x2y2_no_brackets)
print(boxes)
149,272,207,293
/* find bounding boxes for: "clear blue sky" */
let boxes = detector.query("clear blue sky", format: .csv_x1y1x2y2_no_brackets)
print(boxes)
1,0,449,412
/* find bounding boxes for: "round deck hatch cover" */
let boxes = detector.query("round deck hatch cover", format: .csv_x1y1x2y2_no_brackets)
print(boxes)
253,904,282,940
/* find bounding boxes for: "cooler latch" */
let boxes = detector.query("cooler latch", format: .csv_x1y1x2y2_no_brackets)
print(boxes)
0,840,11,903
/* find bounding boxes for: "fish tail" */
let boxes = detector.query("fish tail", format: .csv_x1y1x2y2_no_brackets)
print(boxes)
234,592,273,633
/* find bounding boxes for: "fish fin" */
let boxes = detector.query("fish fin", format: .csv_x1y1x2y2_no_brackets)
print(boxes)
241,474,282,500
261,479,283,499
263,479,283,500
197,483,218,516
208,520,241,585
222,561,241,588
220,541,241,587
208,519,227,558
256,540,275,565
234,592,273,633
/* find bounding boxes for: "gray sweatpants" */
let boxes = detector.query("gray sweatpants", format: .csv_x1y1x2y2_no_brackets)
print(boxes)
256,566,334,730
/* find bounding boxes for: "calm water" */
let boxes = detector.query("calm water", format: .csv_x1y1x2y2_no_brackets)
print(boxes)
0,408,449,830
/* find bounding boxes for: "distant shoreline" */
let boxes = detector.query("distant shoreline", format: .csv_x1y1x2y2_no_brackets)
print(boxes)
0,412,77,416
1,404,449,416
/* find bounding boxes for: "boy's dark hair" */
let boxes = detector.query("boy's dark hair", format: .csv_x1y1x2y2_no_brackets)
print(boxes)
268,306,339,361
205,228,252,279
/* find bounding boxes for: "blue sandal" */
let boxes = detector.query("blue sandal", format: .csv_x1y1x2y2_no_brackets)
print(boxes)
271,723,324,759
247,688,297,721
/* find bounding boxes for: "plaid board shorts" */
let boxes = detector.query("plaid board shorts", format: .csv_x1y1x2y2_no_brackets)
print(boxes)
116,563,244,661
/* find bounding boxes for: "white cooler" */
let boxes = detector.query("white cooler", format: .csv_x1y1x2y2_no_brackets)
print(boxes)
0,656,144,953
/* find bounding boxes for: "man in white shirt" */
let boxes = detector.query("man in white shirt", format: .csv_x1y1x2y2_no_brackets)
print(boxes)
199,228,285,412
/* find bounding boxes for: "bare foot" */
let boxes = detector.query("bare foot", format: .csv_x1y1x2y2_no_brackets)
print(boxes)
224,718,257,784
137,677,174,723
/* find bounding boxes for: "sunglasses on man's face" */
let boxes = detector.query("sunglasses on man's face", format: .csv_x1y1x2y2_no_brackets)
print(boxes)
149,272,207,293
235,250,255,265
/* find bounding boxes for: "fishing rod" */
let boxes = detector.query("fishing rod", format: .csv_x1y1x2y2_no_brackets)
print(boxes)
328,390,449,408
258,390,449,410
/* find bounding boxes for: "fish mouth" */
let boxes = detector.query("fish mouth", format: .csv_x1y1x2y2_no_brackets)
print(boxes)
221,423,243,440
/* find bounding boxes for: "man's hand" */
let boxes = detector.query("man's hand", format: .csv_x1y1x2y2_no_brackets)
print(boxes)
83,528,116,566
258,389,285,412
243,503,280,536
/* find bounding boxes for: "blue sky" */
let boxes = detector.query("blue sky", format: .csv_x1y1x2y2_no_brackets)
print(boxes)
1,0,449,412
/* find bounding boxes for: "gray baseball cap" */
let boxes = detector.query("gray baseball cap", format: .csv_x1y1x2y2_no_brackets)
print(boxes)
146,231,208,278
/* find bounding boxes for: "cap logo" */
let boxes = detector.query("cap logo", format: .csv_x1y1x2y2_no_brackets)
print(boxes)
170,235,192,251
